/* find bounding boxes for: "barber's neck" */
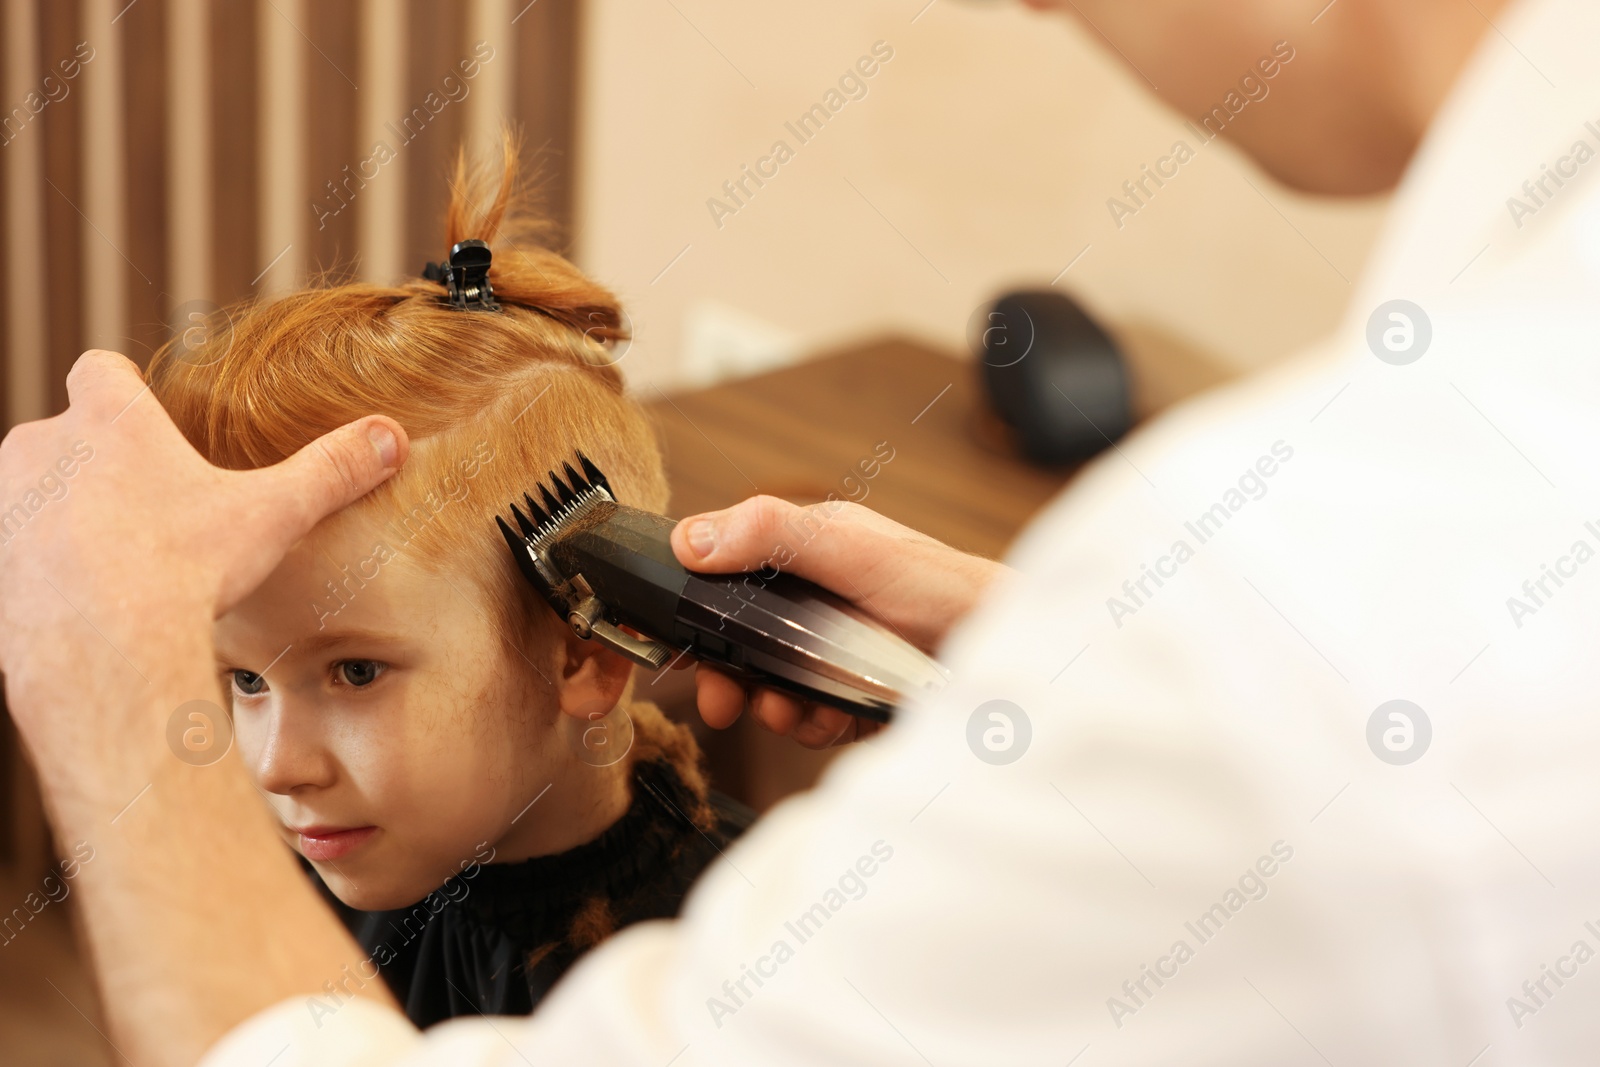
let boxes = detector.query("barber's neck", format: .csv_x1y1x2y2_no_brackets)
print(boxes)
1243,0,1514,193
1041,0,1516,195
1366,0,1515,174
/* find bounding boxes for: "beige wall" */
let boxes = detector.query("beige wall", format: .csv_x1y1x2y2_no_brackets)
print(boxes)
575,0,1391,394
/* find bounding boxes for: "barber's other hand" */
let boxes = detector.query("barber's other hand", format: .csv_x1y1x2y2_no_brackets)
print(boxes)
0,351,408,716
668,495,1010,748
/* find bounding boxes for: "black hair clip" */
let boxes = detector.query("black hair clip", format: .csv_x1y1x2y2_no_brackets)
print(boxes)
422,239,501,312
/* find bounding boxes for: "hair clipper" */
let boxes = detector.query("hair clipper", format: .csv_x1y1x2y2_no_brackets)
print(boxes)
495,453,950,722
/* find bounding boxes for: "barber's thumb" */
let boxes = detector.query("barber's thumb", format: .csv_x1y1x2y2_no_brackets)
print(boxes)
258,416,408,538
673,495,812,573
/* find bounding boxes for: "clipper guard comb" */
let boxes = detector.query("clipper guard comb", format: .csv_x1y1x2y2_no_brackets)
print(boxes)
495,452,950,721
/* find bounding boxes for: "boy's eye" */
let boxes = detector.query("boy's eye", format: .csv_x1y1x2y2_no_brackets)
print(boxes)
336,660,385,688
232,670,267,696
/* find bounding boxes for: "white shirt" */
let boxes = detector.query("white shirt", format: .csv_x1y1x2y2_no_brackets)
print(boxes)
204,0,1600,1061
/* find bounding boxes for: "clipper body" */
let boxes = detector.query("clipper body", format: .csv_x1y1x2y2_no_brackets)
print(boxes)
496,455,949,722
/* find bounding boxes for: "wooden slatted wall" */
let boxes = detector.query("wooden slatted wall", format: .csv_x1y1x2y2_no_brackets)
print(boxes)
0,0,580,870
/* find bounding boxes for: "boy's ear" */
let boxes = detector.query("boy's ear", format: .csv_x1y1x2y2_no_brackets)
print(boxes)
554,626,633,721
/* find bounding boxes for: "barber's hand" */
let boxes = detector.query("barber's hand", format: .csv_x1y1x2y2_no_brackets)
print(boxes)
668,495,1010,748
0,351,408,768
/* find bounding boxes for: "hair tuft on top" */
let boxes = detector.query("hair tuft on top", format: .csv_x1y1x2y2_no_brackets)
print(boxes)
439,130,626,346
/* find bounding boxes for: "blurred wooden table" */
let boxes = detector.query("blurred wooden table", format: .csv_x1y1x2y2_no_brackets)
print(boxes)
647,336,1076,557
641,336,1077,810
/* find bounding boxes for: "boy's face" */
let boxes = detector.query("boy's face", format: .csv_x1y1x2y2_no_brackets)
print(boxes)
213,509,558,911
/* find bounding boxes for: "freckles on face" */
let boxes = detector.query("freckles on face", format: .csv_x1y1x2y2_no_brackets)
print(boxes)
214,510,556,910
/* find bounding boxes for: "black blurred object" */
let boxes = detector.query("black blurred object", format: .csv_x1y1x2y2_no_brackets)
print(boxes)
975,290,1131,464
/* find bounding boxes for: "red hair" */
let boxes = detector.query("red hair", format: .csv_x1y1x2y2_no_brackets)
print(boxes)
147,134,669,655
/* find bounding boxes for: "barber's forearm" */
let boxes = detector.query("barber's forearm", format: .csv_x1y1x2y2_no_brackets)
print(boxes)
18,619,401,1067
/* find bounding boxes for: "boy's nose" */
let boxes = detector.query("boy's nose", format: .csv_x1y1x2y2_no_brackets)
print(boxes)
251,700,338,795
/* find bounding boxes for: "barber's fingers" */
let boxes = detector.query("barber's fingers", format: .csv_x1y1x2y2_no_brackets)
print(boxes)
63,350,148,422
667,494,985,654
693,663,866,748
220,416,409,610
747,686,805,737
256,416,407,530
786,700,861,748
694,667,749,730
694,666,803,733
670,494,790,571
671,494,912,584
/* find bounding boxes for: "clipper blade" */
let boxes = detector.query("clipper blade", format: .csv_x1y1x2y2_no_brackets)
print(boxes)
497,450,681,673
494,449,615,583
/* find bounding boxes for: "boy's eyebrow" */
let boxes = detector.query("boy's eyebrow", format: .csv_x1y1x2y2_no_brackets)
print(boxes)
212,629,410,671
293,628,411,657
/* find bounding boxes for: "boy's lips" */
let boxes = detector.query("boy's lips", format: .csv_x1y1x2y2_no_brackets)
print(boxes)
292,824,378,862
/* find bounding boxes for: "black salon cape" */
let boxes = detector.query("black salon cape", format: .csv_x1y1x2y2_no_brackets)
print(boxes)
303,757,753,1027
